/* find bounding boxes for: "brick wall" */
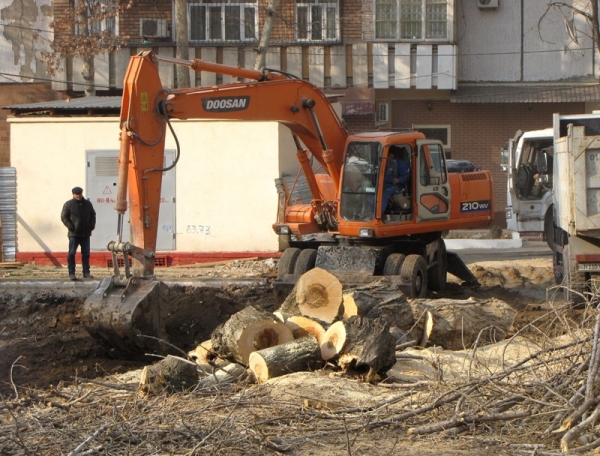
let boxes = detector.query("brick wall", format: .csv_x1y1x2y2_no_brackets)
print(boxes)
43,0,369,46
0,83,63,166
391,100,584,226
344,114,376,134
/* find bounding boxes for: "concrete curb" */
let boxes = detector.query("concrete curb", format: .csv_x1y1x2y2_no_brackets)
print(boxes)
444,232,523,250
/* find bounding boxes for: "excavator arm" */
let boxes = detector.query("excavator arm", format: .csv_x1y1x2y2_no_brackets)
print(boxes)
84,51,349,355
117,51,348,276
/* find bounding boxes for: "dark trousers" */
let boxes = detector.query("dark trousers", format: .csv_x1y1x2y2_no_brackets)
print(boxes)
68,236,90,274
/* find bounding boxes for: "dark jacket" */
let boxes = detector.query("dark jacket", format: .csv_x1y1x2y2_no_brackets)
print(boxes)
61,198,96,237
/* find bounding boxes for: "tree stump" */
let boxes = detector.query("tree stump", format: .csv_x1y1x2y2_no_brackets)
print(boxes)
138,355,199,396
249,336,323,383
278,267,343,323
211,305,294,365
409,298,517,350
320,315,397,379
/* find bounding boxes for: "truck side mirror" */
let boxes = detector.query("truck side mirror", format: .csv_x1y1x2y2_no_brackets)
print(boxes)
537,152,548,174
500,143,509,172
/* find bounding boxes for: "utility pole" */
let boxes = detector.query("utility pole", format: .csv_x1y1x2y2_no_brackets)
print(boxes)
254,0,279,71
175,0,190,87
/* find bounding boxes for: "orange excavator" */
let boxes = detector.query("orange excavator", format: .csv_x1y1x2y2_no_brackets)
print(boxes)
83,51,493,355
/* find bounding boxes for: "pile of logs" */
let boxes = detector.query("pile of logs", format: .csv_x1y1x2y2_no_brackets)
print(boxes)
140,267,517,392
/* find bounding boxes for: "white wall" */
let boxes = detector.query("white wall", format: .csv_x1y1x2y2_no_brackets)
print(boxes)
10,117,299,254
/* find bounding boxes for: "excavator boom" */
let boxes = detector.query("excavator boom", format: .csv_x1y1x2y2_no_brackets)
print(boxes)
83,51,351,355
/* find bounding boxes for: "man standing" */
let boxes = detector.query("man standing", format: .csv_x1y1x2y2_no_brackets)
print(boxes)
61,187,96,280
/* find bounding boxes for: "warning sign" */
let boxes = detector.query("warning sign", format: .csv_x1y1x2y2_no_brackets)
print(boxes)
102,186,112,194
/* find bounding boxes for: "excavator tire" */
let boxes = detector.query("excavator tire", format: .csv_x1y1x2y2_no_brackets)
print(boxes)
383,253,406,276
400,254,428,298
277,248,301,279
294,248,317,275
428,239,448,291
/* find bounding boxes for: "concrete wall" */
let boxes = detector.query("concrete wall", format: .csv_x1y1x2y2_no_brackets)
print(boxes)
10,117,299,263
457,0,599,82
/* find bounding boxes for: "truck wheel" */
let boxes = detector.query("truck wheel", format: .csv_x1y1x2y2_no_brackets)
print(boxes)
562,244,587,304
428,239,448,291
544,208,555,252
294,249,317,275
277,248,301,279
400,254,428,298
383,253,406,276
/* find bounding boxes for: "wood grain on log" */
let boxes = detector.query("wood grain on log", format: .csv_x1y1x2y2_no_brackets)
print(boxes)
285,315,327,343
278,267,343,323
249,336,323,383
211,306,294,365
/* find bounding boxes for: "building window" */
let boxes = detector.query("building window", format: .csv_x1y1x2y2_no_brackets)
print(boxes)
296,0,339,41
375,0,449,41
413,125,450,148
189,1,258,42
74,0,119,37
377,103,389,123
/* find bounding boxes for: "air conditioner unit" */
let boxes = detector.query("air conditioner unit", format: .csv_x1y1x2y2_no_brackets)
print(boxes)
478,0,498,8
140,18,169,38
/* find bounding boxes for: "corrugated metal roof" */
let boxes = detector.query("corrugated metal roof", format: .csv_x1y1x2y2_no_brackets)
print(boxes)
3,96,121,114
451,84,600,103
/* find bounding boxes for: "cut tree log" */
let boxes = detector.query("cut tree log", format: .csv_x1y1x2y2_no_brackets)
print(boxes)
198,363,248,387
249,336,323,383
211,305,294,365
342,286,417,344
138,355,199,396
409,298,517,350
284,315,327,344
320,315,397,380
278,267,343,323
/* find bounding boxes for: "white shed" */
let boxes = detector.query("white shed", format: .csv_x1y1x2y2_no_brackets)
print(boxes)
9,104,304,266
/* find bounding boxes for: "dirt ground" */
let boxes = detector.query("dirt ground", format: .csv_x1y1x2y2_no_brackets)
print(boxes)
1,255,584,455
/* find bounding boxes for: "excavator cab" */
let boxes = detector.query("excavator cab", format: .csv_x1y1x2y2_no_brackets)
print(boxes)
340,141,379,222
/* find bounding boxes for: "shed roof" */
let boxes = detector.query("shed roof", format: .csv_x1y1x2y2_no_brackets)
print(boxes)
451,84,600,103
3,96,121,116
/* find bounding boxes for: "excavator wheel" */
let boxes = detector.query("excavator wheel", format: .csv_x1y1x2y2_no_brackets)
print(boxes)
383,253,406,276
400,254,428,298
294,249,317,275
428,239,448,291
277,247,301,279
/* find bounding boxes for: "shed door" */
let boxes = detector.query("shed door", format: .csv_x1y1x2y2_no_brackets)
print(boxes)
86,150,175,251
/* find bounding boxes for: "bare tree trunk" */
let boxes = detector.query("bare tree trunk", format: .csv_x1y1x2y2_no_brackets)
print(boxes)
78,8,95,97
175,0,190,88
254,0,279,70
82,55,95,97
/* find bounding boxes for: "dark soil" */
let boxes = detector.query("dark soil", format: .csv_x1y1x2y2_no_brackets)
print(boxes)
0,284,276,398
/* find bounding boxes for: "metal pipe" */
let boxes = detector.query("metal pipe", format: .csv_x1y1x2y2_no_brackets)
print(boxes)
115,127,130,215
153,54,274,81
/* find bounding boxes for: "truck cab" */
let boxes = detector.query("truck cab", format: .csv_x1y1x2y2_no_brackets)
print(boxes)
501,128,554,246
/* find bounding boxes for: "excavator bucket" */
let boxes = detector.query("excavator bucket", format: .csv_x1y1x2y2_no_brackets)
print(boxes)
83,276,169,357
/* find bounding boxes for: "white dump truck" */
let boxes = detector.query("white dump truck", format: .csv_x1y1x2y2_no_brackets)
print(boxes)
551,112,600,301
501,128,554,248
